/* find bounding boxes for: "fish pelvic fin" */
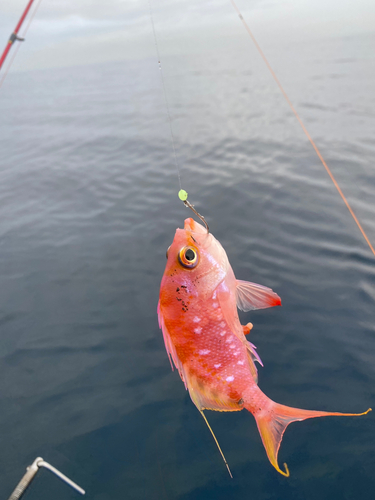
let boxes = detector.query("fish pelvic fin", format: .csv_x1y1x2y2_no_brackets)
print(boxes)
248,400,371,477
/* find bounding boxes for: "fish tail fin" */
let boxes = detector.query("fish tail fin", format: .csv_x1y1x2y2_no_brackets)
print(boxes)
247,399,371,477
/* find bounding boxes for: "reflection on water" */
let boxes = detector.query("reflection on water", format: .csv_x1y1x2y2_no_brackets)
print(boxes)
0,31,374,499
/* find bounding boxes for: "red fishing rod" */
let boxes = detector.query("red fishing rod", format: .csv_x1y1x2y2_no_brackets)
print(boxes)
0,0,38,72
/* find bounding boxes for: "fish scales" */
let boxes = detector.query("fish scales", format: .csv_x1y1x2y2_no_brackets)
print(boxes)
165,293,250,402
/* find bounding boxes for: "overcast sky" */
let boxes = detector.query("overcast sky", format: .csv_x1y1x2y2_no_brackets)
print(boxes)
0,0,375,71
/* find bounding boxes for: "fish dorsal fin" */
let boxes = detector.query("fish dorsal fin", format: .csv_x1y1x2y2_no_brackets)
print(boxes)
236,280,281,311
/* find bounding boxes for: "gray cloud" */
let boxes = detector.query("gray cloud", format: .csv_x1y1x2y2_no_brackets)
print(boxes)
0,0,374,71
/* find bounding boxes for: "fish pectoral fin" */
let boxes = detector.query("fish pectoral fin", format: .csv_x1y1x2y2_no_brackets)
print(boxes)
236,280,281,311
250,400,371,477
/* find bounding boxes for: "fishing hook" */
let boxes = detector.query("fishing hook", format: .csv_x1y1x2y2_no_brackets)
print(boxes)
183,199,209,234
178,190,209,233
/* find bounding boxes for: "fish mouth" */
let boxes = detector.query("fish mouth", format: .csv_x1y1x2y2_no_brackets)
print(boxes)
184,218,207,234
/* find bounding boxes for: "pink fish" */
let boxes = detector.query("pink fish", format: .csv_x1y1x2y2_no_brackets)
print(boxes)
158,217,370,476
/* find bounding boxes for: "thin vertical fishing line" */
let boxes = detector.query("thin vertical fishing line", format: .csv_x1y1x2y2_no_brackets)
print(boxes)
0,0,44,89
199,410,233,478
230,0,375,259
148,0,182,191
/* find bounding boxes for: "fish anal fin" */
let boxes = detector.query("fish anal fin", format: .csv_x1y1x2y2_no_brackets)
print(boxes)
249,400,371,477
236,279,281,311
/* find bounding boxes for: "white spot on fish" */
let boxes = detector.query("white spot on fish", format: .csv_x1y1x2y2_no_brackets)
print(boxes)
220,321,225,328
233,352,239,356
212,291,217,299
237,360,245,365
193,316,201,323
194,327,202,334
220,331,226,337
225,337,232,343
199,349,210,355
214,363,221,369
226,375,234,382
229,344,236,349
212,302,218,308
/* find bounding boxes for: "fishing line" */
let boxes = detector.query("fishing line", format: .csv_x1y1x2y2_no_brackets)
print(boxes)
0,0,44,90
230,0,375,258
148,2,210,231
148,0,182,191
199,410,233,478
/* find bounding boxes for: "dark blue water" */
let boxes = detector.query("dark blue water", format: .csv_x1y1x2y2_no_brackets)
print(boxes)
0,31,374,499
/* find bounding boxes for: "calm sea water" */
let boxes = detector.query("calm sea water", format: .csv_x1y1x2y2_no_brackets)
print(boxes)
0,30,374,500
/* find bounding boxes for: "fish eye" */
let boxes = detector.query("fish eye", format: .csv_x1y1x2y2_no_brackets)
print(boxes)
166,245,171,259
178,246,198,269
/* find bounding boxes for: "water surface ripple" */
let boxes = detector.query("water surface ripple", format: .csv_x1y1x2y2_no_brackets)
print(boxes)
0,33,374,500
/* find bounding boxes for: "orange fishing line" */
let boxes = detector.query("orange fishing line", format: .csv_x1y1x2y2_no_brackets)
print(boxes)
230,0,375,258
